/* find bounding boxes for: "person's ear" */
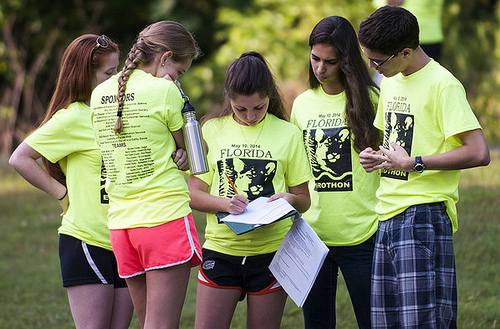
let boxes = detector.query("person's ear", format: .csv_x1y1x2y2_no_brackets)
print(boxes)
160,51,174,66
402,47,412,58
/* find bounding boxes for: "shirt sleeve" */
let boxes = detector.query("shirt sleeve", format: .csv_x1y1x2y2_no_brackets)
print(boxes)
24,110,76,163
437,82,481,141
285,126,313,187
164,82,185,132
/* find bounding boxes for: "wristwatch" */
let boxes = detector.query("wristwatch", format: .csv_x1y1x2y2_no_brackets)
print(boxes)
413,156,425,173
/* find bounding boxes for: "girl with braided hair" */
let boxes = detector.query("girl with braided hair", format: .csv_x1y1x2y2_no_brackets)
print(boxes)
90,21,202,328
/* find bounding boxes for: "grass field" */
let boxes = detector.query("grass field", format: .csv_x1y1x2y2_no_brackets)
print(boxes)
0,151,498,328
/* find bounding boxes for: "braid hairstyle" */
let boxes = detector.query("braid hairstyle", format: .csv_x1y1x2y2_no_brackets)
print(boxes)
114,21,201,135
308,16,381,152
41,34,118,185
201,51,287,124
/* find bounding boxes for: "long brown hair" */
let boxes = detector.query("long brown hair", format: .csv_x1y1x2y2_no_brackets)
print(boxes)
202,51,287,123
114,21,201,135
309,16,381,152
41,34,119,185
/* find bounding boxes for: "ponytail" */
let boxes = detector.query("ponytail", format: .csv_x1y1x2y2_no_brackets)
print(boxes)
113,21,200,135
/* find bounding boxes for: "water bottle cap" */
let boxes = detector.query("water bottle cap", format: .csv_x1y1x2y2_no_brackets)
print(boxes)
182,100,195,113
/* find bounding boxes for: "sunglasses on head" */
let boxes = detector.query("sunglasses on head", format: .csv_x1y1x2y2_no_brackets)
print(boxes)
91,35,110,56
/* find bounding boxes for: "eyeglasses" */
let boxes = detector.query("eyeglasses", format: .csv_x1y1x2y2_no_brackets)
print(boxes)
91,35,110,56
371,51,399,68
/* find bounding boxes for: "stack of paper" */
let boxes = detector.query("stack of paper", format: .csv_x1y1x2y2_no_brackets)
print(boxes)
216,196,299,235
269,218,329,307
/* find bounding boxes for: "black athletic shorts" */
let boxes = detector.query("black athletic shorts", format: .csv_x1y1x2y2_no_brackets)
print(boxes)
59,234,127,288
198,248,282,300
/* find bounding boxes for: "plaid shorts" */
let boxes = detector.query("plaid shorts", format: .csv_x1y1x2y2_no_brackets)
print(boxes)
372,202,457,329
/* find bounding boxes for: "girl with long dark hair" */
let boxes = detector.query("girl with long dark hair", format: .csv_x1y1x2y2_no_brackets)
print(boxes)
290,16,381,329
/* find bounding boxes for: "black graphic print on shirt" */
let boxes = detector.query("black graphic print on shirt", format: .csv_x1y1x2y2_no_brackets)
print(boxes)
382,112,414,180
303,127,353,192
100,159,109,204
217,158,277,200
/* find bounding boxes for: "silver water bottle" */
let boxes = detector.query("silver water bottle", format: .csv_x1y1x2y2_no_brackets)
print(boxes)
181,98,208,175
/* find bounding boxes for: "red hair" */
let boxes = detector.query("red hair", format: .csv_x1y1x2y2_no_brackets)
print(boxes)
41,34,119,184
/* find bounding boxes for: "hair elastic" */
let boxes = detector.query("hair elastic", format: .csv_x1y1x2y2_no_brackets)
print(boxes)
58,188,68,201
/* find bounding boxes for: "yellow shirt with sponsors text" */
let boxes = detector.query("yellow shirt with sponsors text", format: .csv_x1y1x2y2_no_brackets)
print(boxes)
91,70,191,229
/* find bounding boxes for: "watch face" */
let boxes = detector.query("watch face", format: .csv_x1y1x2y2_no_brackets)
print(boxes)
414,156,425,173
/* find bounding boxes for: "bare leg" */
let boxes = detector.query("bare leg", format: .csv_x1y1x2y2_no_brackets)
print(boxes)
194,283,241,329
125,274,147,328
110,287,134,329
67,284,115,328
246,289,287,329
143,262,191,329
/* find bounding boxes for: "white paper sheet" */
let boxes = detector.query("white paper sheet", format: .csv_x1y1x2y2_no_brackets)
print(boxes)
269,217,329,307
221,196,296,225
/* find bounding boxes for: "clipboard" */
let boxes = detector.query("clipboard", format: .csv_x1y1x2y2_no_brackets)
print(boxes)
217,178,301,235
216,209,299,235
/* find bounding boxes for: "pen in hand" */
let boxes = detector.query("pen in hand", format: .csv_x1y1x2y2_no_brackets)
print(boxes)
225,173,239,194
226,173,248,214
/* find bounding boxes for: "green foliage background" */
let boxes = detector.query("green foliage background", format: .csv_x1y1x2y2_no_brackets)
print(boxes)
179,0,500,143
0,1,499,327
1,152,499,328
0,0,499,157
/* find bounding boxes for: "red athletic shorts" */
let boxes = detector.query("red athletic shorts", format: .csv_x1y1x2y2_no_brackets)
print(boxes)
110,214,202,278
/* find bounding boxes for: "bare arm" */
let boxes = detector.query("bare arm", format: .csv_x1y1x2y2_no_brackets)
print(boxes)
170,128,190,171
418,129,490,170
188,175,249,215
9,142,67,199
268,181,311,214
9,141,69,215
171,128,186,151
360,129,490,172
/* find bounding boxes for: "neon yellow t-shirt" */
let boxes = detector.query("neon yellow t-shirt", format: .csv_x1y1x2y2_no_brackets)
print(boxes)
25,102,112,250
196,114,313,256
291,87,379,246
375,60,482,232
91,70,191,229
372,0,444,44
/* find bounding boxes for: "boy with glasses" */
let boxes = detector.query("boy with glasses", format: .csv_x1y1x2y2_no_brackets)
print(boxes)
357,6,490,329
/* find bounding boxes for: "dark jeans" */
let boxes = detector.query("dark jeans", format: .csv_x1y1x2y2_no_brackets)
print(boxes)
303,234,375,329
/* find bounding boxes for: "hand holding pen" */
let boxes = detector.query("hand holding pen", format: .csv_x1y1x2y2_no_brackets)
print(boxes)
225,173,248,215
